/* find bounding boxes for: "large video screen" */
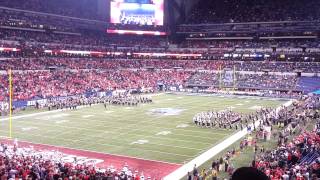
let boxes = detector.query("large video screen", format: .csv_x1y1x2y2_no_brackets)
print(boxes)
110,0,164,26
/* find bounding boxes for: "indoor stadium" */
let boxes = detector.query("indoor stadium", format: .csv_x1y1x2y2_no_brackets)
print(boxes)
0,0,320,179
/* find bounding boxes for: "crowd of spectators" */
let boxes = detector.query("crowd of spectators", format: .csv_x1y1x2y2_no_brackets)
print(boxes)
0,29,168,57
0,69,191,101
0,8,88,33
2,27,320,50
0,29,166,49
0,142,150,179
253,96,320,179
0,58,320,73
0,58,318,102
1,7,320,60
0,0,319,103
187,72,299,90
2,0,320,25
0,8,320,62
179,39,320,49
254,130,320,180
0,0,101,20
236,74,298,90
187,0,320,24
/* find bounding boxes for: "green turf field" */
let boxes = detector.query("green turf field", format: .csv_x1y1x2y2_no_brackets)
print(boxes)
0,93,286,164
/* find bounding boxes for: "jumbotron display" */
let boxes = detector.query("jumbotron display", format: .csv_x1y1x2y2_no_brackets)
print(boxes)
110,0,164,26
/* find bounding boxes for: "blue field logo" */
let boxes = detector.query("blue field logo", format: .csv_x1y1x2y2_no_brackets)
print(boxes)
148,108,185,116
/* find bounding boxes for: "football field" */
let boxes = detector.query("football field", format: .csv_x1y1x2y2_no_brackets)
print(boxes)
0,93,286,165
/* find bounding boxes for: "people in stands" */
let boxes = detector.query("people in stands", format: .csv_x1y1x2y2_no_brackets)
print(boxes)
0,142,151,179
187,0,320,24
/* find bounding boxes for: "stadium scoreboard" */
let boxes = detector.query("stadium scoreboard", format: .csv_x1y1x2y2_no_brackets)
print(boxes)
110,0,164,26
108,0,165,35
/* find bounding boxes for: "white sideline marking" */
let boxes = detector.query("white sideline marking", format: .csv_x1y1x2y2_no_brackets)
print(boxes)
55,120,69,124
147,142,203,151
164,100,294,180
105,111,114,114
21,127,38,131
0,127,194,159
0,110,65,121
36,113,70,120
130,139,149,145
82,115,94,118
156,131,172,136
176,124,189,128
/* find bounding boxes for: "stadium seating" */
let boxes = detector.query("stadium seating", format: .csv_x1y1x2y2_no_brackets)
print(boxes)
187,72,298,90
297,77,320,93
0,142,148,179
0,70,191,101
0,58,320,73
186,0,320,23
0,0,101,20
0,58,318,102
299,151,320,166
254,130,320,180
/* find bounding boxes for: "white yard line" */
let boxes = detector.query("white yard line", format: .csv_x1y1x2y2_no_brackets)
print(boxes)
0,121,200,157
4,114,224,148
8,120,217,147
1,108,229,137
0,110,63,121
0,104,98,122
1,108,228,147
70,116,229,136
164,100,294,180
147,142,204,151
0,128,194,159
34,127,203,151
